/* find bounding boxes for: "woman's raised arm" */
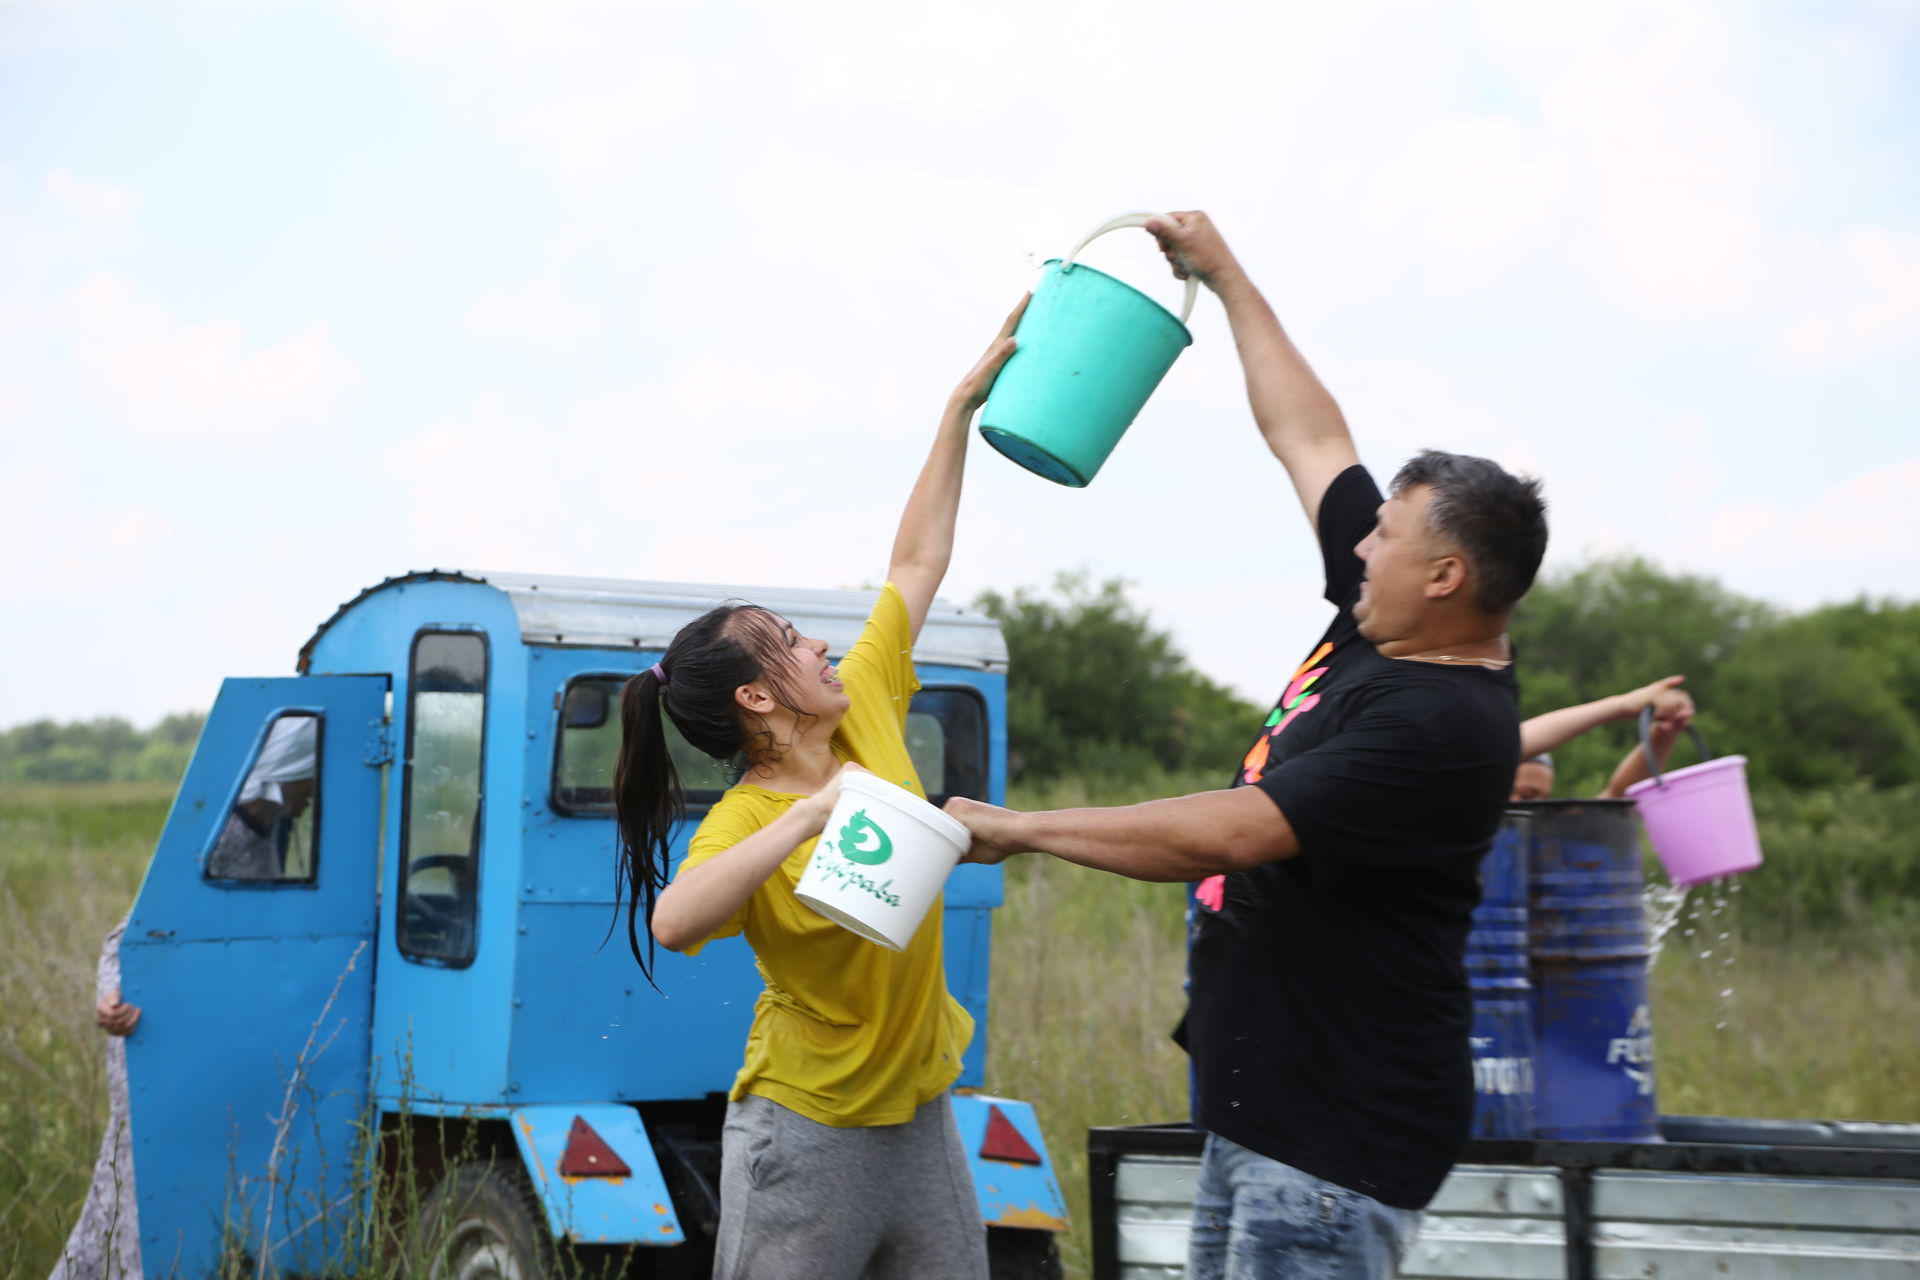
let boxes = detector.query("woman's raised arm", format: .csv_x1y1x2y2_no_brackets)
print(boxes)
887,295,1027,640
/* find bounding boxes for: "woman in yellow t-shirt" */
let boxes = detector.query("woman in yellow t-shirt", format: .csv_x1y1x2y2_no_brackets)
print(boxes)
610,298,1025,1280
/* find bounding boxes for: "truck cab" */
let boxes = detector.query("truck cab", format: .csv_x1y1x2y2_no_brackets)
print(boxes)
119,570,1066,1277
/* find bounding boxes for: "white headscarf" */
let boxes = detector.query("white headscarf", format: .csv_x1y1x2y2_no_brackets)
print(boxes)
238,716,318,805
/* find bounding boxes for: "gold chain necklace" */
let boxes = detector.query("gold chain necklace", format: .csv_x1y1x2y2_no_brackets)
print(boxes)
1387,652,1514,669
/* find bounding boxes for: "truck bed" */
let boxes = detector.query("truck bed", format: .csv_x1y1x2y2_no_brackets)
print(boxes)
1088,1117,1920,1279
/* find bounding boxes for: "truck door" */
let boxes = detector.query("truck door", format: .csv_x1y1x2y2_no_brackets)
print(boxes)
121,675,385,1278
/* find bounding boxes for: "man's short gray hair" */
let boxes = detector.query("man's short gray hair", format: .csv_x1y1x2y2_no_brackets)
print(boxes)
1391,450,1548,615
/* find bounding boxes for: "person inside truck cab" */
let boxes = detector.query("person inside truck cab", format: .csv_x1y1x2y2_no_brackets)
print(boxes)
1515,676,1697,800
206,715,316,879
945,212,1549,1280
607,299,1026,1280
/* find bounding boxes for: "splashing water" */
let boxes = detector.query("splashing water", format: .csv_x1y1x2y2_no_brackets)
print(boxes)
1703,876,1740,1029
1643,880,1692,963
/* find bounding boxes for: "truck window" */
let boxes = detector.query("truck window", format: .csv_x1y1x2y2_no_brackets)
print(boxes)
204,712,320,883
400,631,486,965
903,688,988,807
550,677,988,814
551,676,733,814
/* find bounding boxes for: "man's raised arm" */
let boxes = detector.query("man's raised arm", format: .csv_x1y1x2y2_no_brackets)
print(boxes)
1148,211,1359,531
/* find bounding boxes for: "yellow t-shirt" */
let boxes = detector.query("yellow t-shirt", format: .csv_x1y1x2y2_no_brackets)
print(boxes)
681,582,975,1126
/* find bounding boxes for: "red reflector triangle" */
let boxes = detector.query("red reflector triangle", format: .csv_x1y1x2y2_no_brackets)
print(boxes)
980,1105,1041,1165
558,1115,633,1178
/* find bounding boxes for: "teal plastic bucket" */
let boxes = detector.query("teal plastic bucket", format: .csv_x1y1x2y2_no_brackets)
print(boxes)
978,212,1197,487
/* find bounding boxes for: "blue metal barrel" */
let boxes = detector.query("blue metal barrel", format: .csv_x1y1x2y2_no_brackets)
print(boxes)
1467,810,1534,1138
1525,799,1660,1142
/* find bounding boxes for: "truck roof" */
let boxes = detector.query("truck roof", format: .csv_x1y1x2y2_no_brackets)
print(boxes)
297,569,1010,673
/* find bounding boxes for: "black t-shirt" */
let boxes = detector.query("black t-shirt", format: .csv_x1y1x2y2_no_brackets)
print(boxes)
1180,464,1520,1211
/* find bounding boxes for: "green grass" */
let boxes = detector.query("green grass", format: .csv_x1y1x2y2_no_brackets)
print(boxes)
5,779,1917,1280
0,783,167,1280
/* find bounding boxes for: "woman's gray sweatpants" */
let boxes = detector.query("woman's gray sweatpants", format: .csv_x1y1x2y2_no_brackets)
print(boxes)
713,1092,990,1280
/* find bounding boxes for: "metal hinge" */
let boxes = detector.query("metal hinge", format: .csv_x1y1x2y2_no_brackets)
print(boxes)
363,718,396,767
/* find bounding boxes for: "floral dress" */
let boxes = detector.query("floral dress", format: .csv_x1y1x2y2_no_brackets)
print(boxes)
48,916,142,1280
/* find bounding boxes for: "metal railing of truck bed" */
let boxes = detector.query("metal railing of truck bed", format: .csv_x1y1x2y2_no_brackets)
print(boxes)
1088,1117,1920,1280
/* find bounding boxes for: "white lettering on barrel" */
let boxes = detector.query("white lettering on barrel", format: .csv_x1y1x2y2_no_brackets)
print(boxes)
1605,1004,1657,1094
1472,1052,1535,1096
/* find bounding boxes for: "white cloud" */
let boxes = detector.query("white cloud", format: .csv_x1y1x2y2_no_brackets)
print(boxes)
467,273,602,356
0,1,127,54
1695,460,1920,601
0,465,172,595
1773,229,1920,366
1364,114,1566,264
44,169,139,233
54,273,357,440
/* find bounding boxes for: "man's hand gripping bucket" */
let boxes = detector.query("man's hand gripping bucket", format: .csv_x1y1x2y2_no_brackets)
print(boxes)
1624,707,1764,887
794,771,971,950
977,212,1197,487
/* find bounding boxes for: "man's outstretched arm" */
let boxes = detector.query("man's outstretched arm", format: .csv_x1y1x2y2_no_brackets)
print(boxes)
1148,211,1359,531
944,787,1298,882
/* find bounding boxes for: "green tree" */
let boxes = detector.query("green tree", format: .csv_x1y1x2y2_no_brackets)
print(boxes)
1713,602,1920,790
1511,559,1920,795
0,712,206,785
975,572,1258,783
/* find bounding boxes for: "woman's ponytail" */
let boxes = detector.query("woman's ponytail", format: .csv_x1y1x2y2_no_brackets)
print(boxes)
607,602,813,984
613,667,682,986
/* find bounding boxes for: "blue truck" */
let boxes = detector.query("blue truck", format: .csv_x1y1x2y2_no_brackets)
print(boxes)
118,569,1068,1278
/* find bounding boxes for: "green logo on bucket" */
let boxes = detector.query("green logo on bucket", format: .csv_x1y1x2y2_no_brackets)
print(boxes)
838,809,894,865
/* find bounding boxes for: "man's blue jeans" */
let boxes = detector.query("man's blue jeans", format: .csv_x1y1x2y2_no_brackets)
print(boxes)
1187,1133,1423,1279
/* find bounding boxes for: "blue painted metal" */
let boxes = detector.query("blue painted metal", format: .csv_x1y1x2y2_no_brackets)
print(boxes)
122,676,386,1279
308,578,525,1108
122,569,1051,1268
508,1105,683,1246
1467,810,1535,1139
511,644,1012,1100
1525,799,1661,1142
950,1095,1071,1232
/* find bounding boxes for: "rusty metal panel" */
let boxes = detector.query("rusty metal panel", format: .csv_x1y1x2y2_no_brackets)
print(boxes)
1403,1167,1568,1280
1592,1171,1920,1278
1113,1155,1199,1279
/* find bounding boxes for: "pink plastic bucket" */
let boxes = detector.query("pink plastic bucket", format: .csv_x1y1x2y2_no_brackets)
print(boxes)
1624,711,1763,886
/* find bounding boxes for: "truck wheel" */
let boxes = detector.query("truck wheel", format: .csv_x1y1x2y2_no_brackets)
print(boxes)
986,1226,1064,1280
417,1161,558,1280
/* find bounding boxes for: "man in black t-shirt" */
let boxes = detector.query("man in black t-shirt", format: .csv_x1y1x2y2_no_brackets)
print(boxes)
946,212,1548,1278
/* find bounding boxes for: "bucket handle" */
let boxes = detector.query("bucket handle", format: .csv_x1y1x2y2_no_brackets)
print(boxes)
1062,212,1200,325
1636,704,1713,789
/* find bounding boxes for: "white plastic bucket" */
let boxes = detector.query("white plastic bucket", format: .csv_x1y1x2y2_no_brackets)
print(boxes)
794,771,970,950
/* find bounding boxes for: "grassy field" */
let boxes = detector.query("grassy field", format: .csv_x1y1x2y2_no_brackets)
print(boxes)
4,779,1917,1280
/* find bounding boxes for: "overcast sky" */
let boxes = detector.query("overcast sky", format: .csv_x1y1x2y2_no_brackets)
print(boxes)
3,0,1916,727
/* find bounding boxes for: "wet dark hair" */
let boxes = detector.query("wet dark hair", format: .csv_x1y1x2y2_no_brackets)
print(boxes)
1392,449,1549,615
611,604,814,984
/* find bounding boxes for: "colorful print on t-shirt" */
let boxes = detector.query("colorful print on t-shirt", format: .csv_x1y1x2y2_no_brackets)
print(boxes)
1239,640,1335,785
1197,640,1338,914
